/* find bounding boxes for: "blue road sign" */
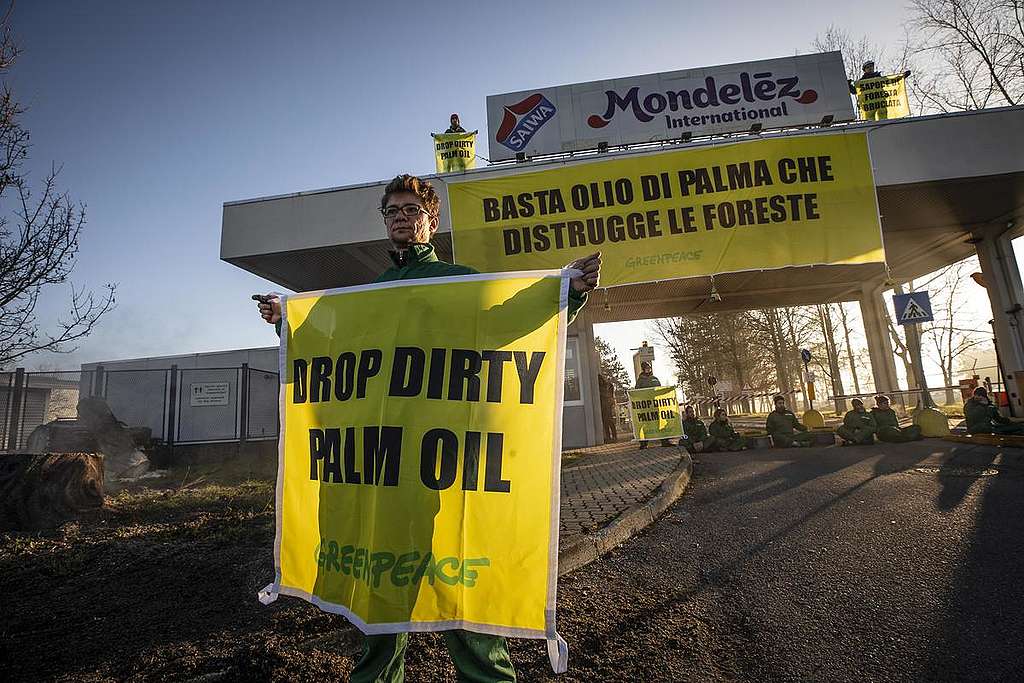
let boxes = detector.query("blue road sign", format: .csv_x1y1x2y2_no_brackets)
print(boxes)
892,291,934,325
800,349,812,363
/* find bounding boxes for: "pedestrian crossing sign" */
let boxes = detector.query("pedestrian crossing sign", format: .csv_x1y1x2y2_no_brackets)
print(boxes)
892,291,934,325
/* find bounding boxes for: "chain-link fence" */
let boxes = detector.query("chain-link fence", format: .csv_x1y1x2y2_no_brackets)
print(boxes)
0,364,280,452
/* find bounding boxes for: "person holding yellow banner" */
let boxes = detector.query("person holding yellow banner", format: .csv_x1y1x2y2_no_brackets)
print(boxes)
254,173,602,682
849,61,912,121
634,361,675,448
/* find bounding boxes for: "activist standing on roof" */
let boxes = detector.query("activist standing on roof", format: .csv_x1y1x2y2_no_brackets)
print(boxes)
254,174,601,683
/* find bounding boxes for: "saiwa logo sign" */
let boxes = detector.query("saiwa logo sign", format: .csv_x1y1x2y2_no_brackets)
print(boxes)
587,71,819,128
495,93,556,153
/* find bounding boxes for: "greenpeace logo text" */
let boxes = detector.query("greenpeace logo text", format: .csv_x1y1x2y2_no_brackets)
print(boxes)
587,72,818,128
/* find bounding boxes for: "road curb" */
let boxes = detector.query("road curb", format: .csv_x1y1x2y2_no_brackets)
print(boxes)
558,451,693,576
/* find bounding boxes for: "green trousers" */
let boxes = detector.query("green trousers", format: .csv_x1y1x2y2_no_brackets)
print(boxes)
351,631,516,683
706,435,747,452
973,422,1024,436
877,425,922,442
771,431,815,448
836,426,875,445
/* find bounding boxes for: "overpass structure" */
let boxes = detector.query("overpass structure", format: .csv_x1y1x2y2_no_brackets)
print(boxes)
222,106,1024,447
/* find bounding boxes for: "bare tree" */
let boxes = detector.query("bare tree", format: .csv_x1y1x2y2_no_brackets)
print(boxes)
812,25,895,81
0,4,115,368
921,260,991,402
836,302,863,396
907,0,1024,111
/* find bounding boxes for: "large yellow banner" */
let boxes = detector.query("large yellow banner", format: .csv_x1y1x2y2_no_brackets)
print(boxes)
259,272,569,660
433,131,478,173
855,74,911,121
628,387,683,440
448,133,883,288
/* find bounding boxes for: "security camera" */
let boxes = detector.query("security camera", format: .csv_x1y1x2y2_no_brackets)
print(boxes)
709,289,722,303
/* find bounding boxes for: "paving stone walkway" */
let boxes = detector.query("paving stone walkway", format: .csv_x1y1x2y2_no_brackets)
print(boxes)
559,439,685,538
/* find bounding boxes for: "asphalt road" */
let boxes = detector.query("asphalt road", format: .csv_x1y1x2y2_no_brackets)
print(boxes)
468,439,1024,682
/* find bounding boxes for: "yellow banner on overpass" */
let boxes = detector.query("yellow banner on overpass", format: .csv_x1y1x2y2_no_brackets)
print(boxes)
259,272,571,670
448,133,883,288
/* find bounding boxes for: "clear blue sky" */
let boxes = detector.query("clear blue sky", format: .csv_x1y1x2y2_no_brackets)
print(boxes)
10,0,913,371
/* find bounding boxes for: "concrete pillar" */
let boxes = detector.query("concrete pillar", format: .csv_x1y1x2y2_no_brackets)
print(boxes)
973,226,1024,413
858,282,900,396
570,307,603,447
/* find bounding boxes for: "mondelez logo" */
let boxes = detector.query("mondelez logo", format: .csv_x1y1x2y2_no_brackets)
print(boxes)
495,93,557,153
587,71,818,128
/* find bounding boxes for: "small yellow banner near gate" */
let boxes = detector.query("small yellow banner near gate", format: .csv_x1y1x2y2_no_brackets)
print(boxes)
433,131,478,173
628,386,683,440
258,271,571,671
855,74,911,120
448,132,882,288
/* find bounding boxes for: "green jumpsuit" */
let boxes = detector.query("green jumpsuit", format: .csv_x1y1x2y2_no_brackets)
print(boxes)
328,243,588,683
964,397,1024,435
766,408,814,448
836,408,877,445
871,407,922,442
681,417,709,452
708,419,748,451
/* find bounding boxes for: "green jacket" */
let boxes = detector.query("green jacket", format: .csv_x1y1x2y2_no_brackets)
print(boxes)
709,420,739,440
964,397,1009,433
635,372,661,389
682,417,707,441
843,409,876,432
871,407,900,430
279,242,588,333
766,409,806,437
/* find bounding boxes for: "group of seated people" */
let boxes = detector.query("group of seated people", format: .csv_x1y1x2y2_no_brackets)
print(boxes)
679,393,925,452
659,386,1024,453
834,394,924,445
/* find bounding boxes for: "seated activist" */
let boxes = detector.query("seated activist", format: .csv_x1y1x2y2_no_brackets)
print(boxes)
964,386,1024,436
871,394,922,442
681,405,709,452
766,394,814,448
255,173,602,683
635,360,674,448
707,408,748,451
836,398,877,446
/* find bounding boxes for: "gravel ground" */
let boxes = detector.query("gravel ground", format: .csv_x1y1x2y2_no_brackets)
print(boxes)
3,441,1023,681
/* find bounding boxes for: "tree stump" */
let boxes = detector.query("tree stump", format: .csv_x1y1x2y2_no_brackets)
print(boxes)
0,453,105,531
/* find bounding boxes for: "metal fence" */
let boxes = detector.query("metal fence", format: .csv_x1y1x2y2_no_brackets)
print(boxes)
0,364,280,452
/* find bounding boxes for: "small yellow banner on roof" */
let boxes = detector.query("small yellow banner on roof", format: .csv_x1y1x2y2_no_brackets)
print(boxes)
433,131,477,173
855,74,911,120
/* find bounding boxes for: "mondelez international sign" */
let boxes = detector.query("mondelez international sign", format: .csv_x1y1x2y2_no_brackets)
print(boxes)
486,52,854,162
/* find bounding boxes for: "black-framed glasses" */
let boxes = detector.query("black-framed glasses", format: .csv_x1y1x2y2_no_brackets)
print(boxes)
381,203,431,220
